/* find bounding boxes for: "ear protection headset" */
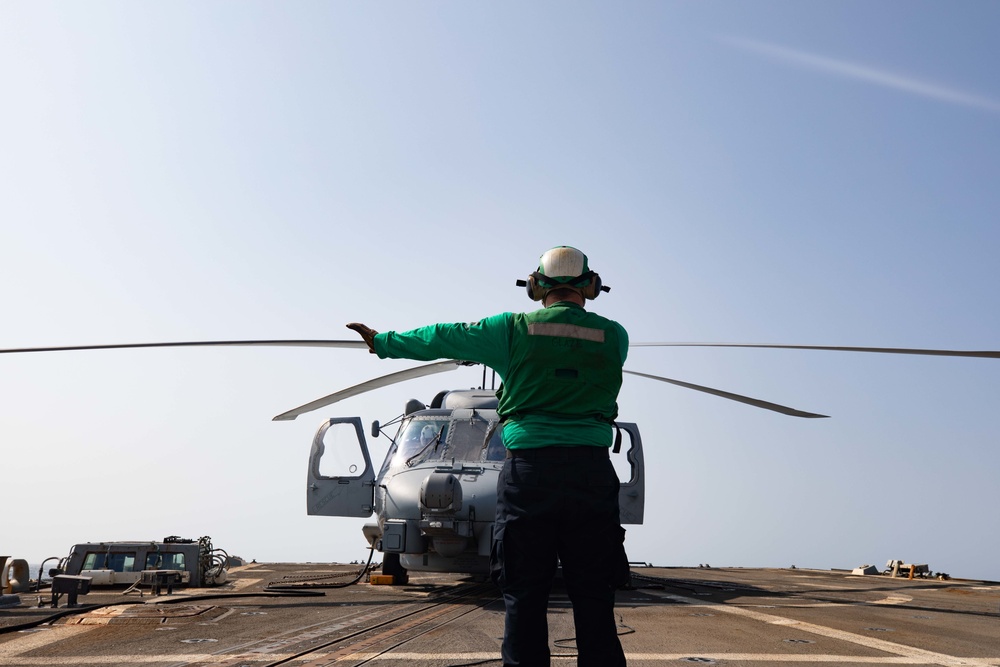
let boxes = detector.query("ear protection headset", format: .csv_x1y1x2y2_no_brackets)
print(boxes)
516,271,610,301
515,246,612,301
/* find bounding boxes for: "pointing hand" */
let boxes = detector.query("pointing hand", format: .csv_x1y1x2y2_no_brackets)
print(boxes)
346,323,378,353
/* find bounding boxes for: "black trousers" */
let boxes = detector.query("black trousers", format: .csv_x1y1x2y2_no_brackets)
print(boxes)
491,447,628,667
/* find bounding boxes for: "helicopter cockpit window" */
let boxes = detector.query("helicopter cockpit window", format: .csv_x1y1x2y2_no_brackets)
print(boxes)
392,417,450,469
484,427,505,461
446,412,505,462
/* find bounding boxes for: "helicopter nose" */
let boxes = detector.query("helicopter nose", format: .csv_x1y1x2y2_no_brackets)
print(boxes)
419,472,470,558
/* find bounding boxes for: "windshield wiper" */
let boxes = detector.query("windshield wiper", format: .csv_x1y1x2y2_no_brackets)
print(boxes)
405,425,445,467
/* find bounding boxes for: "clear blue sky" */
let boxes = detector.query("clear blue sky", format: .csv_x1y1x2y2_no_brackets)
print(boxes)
2,1,998,580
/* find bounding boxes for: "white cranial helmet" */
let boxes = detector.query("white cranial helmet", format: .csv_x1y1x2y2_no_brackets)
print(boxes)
538,246,590,281
519,246,608,301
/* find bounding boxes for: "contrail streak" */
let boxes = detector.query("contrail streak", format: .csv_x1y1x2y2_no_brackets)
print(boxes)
721,36,1000,113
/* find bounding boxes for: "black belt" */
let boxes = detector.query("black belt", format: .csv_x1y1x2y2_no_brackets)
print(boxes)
506,446,609,460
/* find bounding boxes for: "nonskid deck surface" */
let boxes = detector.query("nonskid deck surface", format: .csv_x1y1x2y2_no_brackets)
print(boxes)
1,563,998,666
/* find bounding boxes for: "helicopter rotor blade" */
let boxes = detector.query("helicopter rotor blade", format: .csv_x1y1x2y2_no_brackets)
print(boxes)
623,369,829,419
273,360,469,422
6,340,996,359
0,340,369,355
629,343,1000,359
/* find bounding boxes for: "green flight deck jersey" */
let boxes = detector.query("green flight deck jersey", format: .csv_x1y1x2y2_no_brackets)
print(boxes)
373,302,629,449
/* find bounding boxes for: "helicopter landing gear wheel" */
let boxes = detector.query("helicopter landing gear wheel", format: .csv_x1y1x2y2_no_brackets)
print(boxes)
381,553,409,585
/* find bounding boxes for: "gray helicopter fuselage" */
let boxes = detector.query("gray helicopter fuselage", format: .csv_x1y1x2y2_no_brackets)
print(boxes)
306,390,644,575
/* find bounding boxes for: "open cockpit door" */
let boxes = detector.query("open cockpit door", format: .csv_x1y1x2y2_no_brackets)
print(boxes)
306,417,375,518
613,422,645,524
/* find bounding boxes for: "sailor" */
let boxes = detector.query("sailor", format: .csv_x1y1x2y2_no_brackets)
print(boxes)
348,245,629,667
419,423,438,447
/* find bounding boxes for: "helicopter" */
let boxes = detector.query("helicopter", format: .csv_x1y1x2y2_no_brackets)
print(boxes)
291,382,644,582
3,338,998,583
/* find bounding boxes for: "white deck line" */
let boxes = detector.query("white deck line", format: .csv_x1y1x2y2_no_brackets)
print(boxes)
644,589,999,667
